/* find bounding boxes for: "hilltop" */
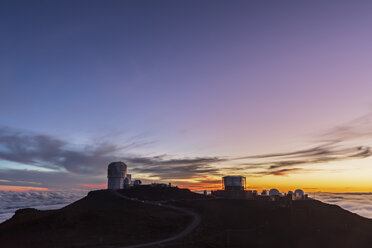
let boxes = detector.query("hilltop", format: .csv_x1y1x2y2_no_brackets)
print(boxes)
0,186,372,248
0,189,191,248
117,184,205,201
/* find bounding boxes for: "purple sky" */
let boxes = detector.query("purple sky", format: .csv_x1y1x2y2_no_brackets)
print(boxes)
1,0,372,192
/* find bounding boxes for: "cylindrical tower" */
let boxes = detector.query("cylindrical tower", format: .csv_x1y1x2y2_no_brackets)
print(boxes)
222,176,246,191
107,161,127,190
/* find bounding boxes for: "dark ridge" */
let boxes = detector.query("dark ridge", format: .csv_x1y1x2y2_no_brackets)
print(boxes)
117,184,206,201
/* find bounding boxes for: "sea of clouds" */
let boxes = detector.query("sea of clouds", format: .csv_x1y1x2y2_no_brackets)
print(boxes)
0,191,87,223
313,192,372,219
1,191,372,223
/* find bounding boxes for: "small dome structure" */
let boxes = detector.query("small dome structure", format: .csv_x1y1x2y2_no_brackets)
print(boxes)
133,179,142,186
269,189,280,196
294,189,304,197
288,191,293,195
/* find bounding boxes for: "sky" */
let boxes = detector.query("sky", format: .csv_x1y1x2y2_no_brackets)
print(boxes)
1,0,372,193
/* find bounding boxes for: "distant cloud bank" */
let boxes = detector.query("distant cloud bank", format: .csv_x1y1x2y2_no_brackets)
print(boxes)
0,191,86,223
314,192,372,219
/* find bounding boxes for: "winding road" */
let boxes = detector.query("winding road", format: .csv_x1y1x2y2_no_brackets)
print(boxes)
112,191,201,248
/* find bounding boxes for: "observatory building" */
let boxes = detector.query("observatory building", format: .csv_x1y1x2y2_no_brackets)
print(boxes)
212,176,254,199
294,189,306,200
223,176,246,191
210,174,309,202
107,161,128,190
269,188,280,196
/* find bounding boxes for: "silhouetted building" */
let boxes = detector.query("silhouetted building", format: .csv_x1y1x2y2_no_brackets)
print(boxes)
212,176,253,199
223,176,246,191
107,162,127,190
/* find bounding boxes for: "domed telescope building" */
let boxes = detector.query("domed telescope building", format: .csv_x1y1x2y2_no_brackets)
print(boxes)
107,161,127,190
294,189,306,200
269,188,280,196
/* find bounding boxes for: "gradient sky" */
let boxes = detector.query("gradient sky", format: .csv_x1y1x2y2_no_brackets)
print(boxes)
1,0,372,193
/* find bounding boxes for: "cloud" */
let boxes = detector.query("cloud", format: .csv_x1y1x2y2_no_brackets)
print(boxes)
0,169,97,190
319,111,372,143
232,112,372,174
237,144,372,170
314,193,372,219
0,127,225,187
1,110,372,189
127,155,225,166
241,144,371,160
0,127,143,175
262,168,305,176
0,190,86,223
127,156,224,179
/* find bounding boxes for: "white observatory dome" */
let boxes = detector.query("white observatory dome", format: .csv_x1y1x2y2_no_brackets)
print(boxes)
269,189,280,196
107,162,127,190
294,189,304,197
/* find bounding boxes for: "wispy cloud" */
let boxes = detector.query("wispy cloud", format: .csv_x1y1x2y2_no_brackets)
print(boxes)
235,144,371,175
232,112,372,175
0,127,139,175
260,168,306,176
0,127,224,187
127,156,225,179
318,111,372,143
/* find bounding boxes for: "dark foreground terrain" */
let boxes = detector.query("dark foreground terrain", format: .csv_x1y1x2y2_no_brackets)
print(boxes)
1,186,372,248
0,189,191,248
163,199,372,248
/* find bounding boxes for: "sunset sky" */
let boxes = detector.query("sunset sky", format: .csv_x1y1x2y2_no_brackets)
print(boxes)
1,0,372,193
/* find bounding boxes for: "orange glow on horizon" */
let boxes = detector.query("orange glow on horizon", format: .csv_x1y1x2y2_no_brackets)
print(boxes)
177,182,222,191
176,181,372,193
0,185,49,192
79,183,107,189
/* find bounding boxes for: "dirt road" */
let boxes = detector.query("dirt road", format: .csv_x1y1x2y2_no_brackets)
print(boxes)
112,191,200,248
